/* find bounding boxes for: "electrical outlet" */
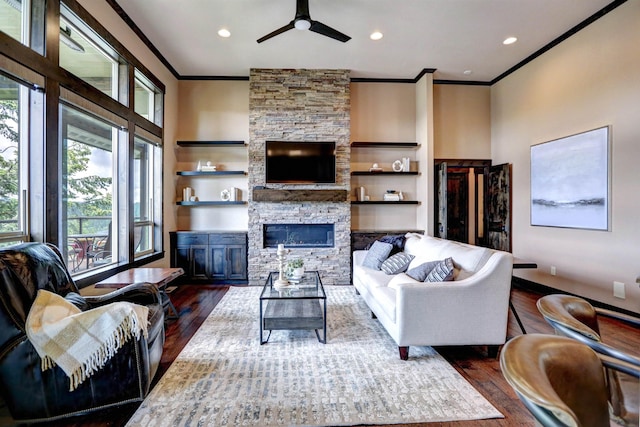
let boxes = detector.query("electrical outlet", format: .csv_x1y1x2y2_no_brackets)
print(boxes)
613,281,626,299
550,266,556,276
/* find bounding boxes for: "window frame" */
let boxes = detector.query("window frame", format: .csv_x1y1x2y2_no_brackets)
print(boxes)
0,0,166,284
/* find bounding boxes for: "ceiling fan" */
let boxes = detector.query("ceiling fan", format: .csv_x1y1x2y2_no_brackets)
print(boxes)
257,0,351,44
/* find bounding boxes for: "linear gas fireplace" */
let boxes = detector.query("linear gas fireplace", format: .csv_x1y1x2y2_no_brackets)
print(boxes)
264,224,335,248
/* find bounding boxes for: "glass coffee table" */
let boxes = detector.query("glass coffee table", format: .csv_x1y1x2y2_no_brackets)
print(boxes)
260,271,326,344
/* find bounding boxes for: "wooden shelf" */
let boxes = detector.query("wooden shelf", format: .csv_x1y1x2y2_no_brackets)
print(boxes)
253,189,348,202
351,142,419,148
351,200,420,205
176,201,247,206
177,140,245,147
176,171,246,176
351,171,419,176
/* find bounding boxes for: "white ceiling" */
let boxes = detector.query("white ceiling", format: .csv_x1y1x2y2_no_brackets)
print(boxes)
115,0,614,82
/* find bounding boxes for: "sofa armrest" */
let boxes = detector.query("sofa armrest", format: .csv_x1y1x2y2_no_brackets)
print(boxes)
394,252,513,345
84,282,162,308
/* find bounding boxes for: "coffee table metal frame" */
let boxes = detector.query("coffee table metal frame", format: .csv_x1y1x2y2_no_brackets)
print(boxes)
259,271,326,344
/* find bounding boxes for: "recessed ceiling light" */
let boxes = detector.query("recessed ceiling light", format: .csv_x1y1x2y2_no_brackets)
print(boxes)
370,31,383,41
218,29,231,38
463,70,473,75
503,36,517,45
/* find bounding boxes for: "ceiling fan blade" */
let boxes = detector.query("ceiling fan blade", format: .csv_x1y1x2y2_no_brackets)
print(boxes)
257,21,295,43
295,0,310,20
309,20,351,43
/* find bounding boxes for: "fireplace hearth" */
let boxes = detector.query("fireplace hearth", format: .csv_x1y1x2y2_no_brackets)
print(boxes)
264,224,334,248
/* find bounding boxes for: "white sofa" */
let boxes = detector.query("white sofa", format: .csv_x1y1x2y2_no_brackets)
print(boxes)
352,233,514,360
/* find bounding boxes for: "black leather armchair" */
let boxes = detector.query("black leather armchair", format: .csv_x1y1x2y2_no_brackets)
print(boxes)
0,242,165,423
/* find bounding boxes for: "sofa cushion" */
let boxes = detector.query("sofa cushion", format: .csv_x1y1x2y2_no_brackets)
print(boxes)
404,233,492,274
406,260,440,281
362,241,393,270
425,257,455,282
381,252,415,275
387,273,422,290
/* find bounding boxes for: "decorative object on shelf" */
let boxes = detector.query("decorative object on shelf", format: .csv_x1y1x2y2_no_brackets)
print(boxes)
230,187,240,201
392,160,404,172
201,161,217,172
285,258,305,281
182,187,193,201
357,186,367,201
189,196,198,202
220,189,231,201
383,190,402,202
274,244,291,290
403,157,411,172
196,161,202,171
369,163,383,172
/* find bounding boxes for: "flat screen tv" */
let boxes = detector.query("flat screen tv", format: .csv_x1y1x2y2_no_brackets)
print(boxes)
265,141,336,184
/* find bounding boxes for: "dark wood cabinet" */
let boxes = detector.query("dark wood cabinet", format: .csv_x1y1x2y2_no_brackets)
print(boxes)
170,231,248,284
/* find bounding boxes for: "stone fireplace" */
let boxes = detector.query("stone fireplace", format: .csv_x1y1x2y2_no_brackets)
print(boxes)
248,69,351,285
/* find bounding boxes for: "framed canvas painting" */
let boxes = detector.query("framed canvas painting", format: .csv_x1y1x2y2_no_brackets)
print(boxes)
530,126,610,230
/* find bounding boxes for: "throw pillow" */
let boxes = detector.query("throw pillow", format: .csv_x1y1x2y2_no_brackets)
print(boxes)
381,252,415,275
362,240,393,270
364,234,406,255
425,257,455,282
406,260,440,281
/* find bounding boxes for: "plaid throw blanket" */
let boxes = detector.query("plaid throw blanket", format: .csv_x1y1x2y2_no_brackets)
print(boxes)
26,289,149,391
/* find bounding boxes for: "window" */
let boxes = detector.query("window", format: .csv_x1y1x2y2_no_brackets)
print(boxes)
59,6,124,102
0,0,23,43
133,134,160,257
2,0,165,280
0,69,42,247
134,69,162,126
61,103,119,272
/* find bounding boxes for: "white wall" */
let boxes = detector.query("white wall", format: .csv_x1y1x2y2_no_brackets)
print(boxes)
491,1,640,312
176,81,250,231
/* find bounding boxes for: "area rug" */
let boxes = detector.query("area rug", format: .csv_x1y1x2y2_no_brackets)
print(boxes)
127,286,503,426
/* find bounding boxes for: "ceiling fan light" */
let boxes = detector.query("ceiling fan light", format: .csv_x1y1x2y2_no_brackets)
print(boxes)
294,19,311,30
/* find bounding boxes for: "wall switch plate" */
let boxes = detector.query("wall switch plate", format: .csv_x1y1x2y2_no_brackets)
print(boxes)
550,266,556,276
613,281,626,299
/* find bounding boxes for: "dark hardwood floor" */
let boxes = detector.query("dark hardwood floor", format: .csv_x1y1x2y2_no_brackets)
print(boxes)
7,283,640,427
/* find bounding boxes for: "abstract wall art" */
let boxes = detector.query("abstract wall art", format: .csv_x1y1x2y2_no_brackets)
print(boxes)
530,126,610,230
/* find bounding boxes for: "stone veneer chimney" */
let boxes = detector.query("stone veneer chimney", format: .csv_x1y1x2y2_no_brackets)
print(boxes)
248,69,351,285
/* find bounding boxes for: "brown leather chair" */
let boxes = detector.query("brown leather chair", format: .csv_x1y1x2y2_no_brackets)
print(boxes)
0,242,165,423
537,294,640,426
501,334,615,427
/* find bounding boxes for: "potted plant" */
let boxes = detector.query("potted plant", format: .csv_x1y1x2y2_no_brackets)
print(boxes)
286,258,304,279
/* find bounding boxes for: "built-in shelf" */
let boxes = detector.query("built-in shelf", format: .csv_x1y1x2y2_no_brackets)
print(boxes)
176,171,246,176
351,200,420,205
351,171,419,176
177,140,245,147
253,189,349,202
176,141,246,147
176,201,247,206
351,142,419,148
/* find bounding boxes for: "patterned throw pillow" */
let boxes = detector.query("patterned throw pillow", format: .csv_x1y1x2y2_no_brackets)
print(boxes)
405,260,440,281
381,252,415,275
362,240,393,270
425,257,455,282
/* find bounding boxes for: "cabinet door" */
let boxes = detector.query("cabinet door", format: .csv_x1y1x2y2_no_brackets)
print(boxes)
208,245,227,280
227,244,247,280
189,245,209,279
